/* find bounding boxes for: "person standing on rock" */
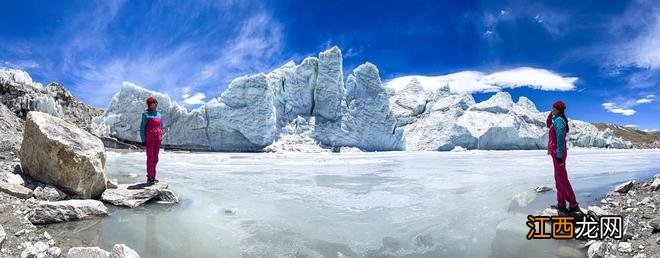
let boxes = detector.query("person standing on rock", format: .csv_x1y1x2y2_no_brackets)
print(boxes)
140,97,162,184
547,100,581,215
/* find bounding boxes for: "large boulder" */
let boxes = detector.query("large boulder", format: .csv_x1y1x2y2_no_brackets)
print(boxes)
27,200,109,224
110,244,140,258
20,111,107,199
101,182,172,208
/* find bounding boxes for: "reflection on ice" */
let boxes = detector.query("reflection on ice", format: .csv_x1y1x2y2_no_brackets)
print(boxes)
44,149,660,257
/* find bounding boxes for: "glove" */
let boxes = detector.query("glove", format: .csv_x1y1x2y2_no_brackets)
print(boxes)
557,157,563,165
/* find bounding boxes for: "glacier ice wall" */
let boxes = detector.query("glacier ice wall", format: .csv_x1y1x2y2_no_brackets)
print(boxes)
91,47,632,151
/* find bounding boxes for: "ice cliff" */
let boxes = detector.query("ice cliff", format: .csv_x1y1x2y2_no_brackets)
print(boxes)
86,47,632,151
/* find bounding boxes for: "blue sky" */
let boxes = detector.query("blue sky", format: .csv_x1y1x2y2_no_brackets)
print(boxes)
0,0,658,130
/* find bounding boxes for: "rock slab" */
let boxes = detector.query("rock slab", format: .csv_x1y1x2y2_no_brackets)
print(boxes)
0,181,32,199
101,182,170,208
27,200,109,224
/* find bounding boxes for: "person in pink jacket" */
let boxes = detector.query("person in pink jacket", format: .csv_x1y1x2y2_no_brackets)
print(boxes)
140,97,163,184
547,100,580,214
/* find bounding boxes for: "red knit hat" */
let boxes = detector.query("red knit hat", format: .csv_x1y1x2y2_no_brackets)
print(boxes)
146,97,157,105
553,100,566,112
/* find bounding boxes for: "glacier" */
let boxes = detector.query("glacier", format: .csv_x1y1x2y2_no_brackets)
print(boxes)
90,47,631,151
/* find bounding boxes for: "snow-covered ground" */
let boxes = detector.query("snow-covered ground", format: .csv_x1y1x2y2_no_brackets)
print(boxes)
44,149,660,257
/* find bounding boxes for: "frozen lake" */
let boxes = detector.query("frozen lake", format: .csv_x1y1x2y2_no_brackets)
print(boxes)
44,149,660,258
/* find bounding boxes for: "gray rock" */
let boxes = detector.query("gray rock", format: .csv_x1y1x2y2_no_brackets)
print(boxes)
101,182,169,208
617,242,632,253
155,189,179,204
0,224,5,246
6,173,25,185
535,185,553,193
27,200,109,224
20,241,51,258
66,247,109,258
20,112,107,199
587,242,605,258
650,217,660,231
614,180,634,193
109,244,139,258
650,177,660,191
32,185,68,201
106,179,119,189
587,206,610,218
0,181,33,199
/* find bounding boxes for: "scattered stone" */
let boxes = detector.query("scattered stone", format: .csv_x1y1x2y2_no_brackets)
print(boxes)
106,179,119,189
632,254,646,258
155,189,179,204
223,208,237,216
542,208,558,217
651,177,660,191
27,200,109,224
617,242,632,253
19,111,107,199
588,242,606,258
6,173,25,185
20,241,50,258
66,246,109,258
535,185,552,193
15,229,29,237
32,185,68,201
614,180,634,193
101,182,169,208
587,206,609,218
0,224,5,246
109,244,140,258
0,181,33,199
622,218,636,241
650,217,660,232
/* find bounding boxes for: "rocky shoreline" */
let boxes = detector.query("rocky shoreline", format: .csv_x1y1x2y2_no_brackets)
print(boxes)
582,175,660,258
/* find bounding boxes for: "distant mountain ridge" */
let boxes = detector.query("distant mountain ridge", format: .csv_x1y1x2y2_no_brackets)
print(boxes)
592,123,660,149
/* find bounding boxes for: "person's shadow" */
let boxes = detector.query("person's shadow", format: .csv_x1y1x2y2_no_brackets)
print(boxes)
127,182,156,189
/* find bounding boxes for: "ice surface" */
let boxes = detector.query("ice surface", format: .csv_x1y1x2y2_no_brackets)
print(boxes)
43,149,660,257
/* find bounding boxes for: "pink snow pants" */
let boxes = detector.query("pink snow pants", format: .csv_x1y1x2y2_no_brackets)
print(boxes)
145,118,162,180
552,152,578,209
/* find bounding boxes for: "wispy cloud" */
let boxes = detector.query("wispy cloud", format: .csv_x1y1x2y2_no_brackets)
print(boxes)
2,1,285,108
602,94,655,116
385,67,577,93
181,86,207,105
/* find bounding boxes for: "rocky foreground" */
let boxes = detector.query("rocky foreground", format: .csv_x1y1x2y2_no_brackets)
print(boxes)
581,176,660,258
0,102,178,256
541,175,660,258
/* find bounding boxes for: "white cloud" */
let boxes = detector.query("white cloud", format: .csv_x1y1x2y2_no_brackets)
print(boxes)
610,11,660,69
181,86,206,105
602,93,656,116
624,124,638,128
642,128,659,132
635,94,655,104
183,92,206,105
384,67,577,93
601,102,636,116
